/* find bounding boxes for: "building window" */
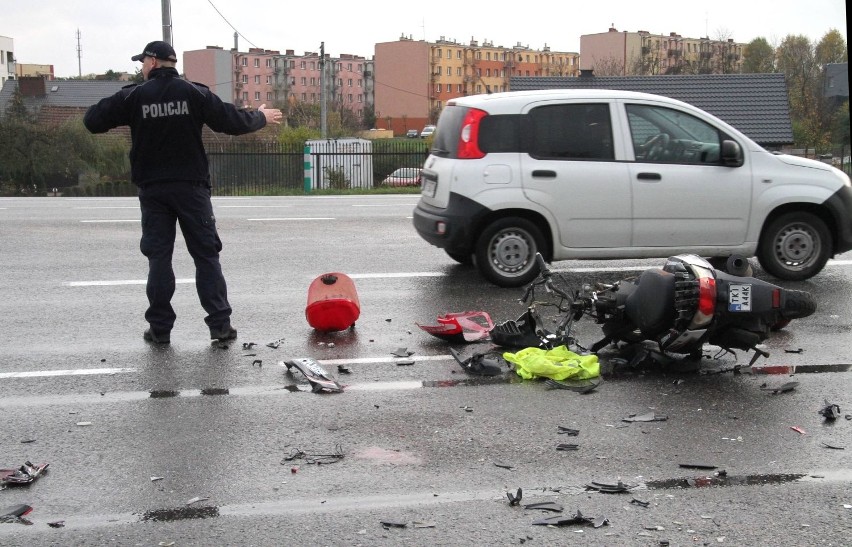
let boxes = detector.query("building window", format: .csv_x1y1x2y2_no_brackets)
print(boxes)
242,92,248,100
436,65,441,75
301,93,307,101
486,68,491,77
254,91,261,100
266,76,271,84
348,78,353,87
300,61,306,69
436,48,441,58
301,77,306,85
241,58,248,66
338,78,343,86
456,67,462,76
266,59,272,67
310,77,316,86
311,93,316,102
457,50,461,59
435,84,440,94
347,63,352,71
242,75,248,83
310,61,315,70
254,75,260,84
446,50,451,59
290,77,295,85
290,60,296,68
357,64,362,72
254,59,260,67
486,52,491,61
357,79,362,87
446,66,451,76
348,94,353,103
476,85,481,93
267,92,273,100
358,94,362,102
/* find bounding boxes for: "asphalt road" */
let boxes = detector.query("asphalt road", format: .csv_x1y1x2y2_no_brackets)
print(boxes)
1,195,850,546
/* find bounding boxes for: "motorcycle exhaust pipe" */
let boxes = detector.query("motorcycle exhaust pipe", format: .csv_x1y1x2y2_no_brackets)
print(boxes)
726,255,753,277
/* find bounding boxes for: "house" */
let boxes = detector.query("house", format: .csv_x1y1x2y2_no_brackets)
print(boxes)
0,76,127,126
510,72,793,148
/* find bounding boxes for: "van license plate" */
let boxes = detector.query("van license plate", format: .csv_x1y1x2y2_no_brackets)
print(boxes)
728,283,752,311
422,179,436,197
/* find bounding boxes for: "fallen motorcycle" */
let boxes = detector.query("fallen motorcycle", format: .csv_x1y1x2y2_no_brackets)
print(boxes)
491,253,816,365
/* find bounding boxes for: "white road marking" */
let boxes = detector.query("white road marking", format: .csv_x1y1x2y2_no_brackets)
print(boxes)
75,206,138,209
352,204,418,207
218,205,293,208
247,217,334,221
0,367,136,379
64,278,194,287
80,219,140,223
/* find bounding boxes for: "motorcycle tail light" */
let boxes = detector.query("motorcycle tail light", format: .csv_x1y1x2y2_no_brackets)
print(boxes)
772,288,781,308
696,276,716,321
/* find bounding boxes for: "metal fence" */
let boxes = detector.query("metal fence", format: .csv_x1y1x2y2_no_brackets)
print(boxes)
206,139,430,195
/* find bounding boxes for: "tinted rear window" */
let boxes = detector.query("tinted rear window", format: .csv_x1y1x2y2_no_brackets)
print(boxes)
431,106,467,157
480,115,521,153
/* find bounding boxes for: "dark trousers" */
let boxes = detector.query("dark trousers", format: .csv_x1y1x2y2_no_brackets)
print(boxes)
138,182,231,333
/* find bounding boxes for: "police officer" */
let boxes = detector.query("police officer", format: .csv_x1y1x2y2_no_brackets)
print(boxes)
84,40,282,344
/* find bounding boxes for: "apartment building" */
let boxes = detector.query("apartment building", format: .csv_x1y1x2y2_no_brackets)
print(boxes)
580,26,745,75
183,45,370,119
1,35,15,86
374,35,579,135
15,63,54,80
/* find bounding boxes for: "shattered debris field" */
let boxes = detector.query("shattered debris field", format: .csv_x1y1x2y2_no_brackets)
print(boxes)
1,196,850,545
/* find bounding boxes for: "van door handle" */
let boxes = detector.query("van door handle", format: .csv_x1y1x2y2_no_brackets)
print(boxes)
637,172,661,181
531,170,557,178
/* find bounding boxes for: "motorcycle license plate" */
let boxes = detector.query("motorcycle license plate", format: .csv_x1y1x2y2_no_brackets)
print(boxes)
728,283,752,311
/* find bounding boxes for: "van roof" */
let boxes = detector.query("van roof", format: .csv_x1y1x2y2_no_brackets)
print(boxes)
446,89,694,113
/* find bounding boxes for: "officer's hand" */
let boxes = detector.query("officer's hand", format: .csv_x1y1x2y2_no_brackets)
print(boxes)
259,104,283,125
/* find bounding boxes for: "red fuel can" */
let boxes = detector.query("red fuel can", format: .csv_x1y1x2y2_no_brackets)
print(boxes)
305,272,361,331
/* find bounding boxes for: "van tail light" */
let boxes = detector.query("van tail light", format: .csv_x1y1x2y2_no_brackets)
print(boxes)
457,108,487,159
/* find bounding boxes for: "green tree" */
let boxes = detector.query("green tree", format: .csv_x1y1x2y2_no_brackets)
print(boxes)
815,29,848,65
742,37,775,73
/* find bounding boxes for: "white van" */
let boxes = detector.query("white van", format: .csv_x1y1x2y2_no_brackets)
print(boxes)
412,89,852,287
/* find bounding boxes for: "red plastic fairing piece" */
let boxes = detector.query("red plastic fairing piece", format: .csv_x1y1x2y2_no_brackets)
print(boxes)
417,311,494,343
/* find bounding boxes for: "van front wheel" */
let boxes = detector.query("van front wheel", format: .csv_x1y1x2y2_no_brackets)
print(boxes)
474,217,545,287
757,212,831,281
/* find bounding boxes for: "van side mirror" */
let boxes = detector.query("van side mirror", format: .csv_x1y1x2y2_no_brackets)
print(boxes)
721,140,744,167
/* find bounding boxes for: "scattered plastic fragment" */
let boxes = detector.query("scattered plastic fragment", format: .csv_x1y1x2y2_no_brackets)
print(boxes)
0,461,49,486
819,400,841,420
544,377,602,393
784,348,803,354
150,476,164,482
0,504,33,524
380,519,407,528
494,462,515,470
679,463,718,470
532,508,608,528
395,358,415,366
556,444,579,451
337,365,352,374
283,358,343,393
557,426,580,436
47,520,65,528
524,502,564,512
790,426,807,435
460,406,474,412
416,311,494,343
623,413,668,423
282,444,344,465
507,487,523,506
242,342,257,349
20,439,36,444
185,497,209,505
761,381,799,394
630,498,650,508
391,347,414,358
413,521,436,528
449,348,503,376
644,525,665,531
252,359,262,367
76,422,93,426
585,480,634,493
820,442,845,450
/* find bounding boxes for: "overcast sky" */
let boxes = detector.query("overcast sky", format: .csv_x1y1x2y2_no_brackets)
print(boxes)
3,0,848,78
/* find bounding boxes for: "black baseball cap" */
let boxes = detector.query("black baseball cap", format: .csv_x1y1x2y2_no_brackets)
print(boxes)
131,41,177,62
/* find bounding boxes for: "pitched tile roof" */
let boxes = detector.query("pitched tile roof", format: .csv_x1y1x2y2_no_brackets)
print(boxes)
510,73,793,146
0,79,128,117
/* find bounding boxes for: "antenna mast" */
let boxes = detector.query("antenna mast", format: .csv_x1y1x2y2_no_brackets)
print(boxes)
76,29,82,77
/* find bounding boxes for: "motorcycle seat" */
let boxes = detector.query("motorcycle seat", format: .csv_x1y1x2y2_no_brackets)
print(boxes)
625,268,677,338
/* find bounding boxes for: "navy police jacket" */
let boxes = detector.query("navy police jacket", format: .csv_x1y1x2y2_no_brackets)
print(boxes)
84,67,266,186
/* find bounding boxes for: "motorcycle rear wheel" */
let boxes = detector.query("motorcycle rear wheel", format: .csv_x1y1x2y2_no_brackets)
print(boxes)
780,289,817,320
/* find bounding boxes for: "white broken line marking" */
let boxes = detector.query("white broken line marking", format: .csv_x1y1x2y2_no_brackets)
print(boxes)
64,278,194,287
80,219,140,223
0,368,137,379
247,217,334,221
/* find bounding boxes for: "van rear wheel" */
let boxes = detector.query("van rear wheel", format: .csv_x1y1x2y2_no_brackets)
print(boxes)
474,217,545,287
757,212,831,281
